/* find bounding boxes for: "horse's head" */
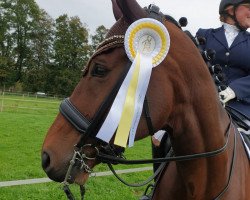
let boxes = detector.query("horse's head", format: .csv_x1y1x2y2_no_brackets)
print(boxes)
41,0,211,186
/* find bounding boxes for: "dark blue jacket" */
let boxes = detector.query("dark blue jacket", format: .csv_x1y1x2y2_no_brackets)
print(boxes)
196,26,250,118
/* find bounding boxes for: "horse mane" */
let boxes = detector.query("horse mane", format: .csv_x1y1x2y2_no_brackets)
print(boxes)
164,15,181,28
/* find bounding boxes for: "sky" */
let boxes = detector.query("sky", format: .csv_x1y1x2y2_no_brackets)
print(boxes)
35,0,221,35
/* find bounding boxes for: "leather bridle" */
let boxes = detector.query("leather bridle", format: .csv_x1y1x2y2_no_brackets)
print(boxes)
57,4,237,200
59,57,236,199
59,59,157,199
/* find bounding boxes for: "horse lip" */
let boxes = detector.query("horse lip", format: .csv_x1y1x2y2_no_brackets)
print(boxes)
43,162,73,183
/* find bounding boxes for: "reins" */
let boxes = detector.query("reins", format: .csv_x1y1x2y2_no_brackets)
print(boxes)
214,125,237,200
107,161,166,187
97,118,232,165
61,107,235,199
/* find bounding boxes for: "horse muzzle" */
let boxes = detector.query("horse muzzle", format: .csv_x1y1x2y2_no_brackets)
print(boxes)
42,145,96,184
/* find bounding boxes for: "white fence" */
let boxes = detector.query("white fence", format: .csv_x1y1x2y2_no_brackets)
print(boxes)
0,91,63,115
0,167,152,187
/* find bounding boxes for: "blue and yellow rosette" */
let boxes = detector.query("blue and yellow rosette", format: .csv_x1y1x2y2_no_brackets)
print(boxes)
96,18,170,148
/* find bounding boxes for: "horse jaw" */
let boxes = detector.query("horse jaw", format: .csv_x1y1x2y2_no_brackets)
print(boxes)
73,159,97,185
74,172,90,185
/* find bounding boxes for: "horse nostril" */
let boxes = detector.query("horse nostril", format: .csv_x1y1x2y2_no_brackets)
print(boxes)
42,151,51,170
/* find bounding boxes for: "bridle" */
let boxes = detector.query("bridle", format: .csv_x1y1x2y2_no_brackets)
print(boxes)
59,59,157,199
59,57,237,199
60,88,236,199
58,5,237,200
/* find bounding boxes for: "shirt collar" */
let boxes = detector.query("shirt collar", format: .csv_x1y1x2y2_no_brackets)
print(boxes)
222,22,240,34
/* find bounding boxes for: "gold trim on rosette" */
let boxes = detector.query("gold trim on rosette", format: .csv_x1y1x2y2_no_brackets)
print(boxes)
96,18,170,147
125,18,170,67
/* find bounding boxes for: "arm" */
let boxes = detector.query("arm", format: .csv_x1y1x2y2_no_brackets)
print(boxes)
229,75,250,101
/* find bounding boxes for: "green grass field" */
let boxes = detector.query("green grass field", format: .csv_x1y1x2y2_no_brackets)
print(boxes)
0,94,153,199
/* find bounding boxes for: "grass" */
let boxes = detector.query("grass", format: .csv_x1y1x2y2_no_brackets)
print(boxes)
0,94,154,199
0,171,153,200
0,93,60,115
0,112,55,180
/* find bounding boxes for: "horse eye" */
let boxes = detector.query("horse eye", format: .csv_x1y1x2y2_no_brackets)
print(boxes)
91,64,109,77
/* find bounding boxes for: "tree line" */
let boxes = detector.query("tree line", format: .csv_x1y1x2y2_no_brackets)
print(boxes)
0,0,108,96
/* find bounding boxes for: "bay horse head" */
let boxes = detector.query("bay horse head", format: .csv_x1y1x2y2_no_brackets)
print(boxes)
42,0,250,199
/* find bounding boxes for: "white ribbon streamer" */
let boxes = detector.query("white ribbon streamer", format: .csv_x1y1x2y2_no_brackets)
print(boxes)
96,54,140,142
128,55,153,147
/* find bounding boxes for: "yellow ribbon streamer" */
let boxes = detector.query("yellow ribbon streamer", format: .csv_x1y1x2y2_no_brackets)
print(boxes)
114,54,141,147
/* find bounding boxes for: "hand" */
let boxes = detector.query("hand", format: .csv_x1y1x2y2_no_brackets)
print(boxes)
219,87,236,104
152,130,165,147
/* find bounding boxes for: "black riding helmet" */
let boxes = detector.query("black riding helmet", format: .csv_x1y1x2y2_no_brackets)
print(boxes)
219,0,250,30
219,0,250,14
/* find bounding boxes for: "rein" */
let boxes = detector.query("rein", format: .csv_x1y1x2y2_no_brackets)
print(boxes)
214,125,237,200
61,110,235,199
97,119,233,165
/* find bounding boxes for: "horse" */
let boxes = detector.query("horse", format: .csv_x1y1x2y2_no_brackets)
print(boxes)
41,0,250,199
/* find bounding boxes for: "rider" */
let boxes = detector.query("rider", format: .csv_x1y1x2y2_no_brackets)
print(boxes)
196,0,250,131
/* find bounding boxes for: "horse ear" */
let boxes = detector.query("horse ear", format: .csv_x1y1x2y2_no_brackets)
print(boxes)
116,0,147,23
111,0,122,21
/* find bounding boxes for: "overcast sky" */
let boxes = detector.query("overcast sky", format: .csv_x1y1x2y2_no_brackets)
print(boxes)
35,0,221,35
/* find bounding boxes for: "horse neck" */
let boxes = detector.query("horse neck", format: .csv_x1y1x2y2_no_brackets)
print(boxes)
165,48,232,198
164,27,230,153
170,86,229,155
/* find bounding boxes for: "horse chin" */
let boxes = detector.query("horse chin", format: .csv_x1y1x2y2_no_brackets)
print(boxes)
71,160,96,185
74,172,90,185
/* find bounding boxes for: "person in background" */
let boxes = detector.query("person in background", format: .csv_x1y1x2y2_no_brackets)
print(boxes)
196,0,250,127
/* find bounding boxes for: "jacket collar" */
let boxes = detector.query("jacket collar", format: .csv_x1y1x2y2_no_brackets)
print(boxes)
230,31,248,48
212,26,248,49
212,26,228,49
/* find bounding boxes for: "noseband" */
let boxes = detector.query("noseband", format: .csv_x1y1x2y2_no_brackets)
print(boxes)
60,61,131,139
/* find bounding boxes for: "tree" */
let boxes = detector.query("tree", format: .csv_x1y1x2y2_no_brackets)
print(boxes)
11,0,42,82
54,69,80,96
91,25,109,53
54,15,89,70
28,10,54,70
53,15,90,96
0,0,47,86
0,0,16,87
0,0,55,91
0,1,101,96
22,10,55,92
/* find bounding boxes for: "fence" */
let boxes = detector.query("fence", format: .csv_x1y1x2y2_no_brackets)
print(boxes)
0,91,63,115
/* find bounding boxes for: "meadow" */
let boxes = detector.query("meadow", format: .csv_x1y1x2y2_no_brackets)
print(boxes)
0,93,153,200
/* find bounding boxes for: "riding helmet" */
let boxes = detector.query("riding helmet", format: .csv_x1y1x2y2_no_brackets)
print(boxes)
219,0,250,14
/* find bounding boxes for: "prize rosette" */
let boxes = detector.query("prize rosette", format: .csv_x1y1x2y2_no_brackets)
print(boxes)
124,18,170,67
96,18,170,148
